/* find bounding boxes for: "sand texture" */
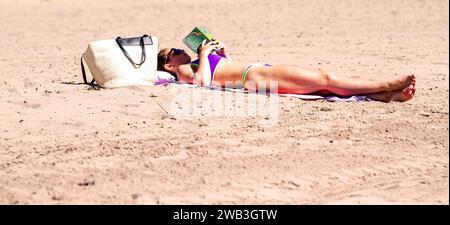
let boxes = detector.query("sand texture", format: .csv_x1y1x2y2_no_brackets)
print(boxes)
0,0,448,204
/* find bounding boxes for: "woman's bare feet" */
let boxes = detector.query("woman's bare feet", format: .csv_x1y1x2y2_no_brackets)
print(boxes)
367,84,416,102
391,84,416,102
386,74,416,92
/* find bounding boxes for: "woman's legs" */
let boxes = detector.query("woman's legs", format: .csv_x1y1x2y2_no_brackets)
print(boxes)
245,65,415,96
323,69,415,96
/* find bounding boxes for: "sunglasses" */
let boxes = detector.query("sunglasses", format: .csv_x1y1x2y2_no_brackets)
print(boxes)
165,48,184,64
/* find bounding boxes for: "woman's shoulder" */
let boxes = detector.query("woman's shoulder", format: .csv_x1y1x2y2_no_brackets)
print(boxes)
179,63,195,70
178,64,195,75
176,64,195,83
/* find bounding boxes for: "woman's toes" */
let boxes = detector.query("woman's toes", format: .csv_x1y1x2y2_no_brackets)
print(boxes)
403,85,412,93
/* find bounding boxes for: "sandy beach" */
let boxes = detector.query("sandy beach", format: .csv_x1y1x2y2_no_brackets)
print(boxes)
0,0,448,204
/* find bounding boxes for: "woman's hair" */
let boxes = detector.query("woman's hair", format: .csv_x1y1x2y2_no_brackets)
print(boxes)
157,48,178,81
157,48,169,72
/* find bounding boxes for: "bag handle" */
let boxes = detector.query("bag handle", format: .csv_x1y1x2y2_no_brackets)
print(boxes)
81,55,96,85
115,34,148,67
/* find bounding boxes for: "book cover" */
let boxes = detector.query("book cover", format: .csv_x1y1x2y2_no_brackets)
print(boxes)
182,27,214,54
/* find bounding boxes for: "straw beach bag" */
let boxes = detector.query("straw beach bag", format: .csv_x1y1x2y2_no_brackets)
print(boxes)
81,34,158,88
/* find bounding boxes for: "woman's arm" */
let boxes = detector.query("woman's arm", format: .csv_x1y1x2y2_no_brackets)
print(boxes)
177,40,222,86
194,52,212,86
176,54,213,85
176,59,211,86
192,40,219,86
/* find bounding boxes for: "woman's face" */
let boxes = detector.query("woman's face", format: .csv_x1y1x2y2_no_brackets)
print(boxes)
163,48,191,67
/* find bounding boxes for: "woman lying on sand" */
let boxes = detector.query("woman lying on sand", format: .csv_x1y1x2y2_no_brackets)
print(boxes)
157,40,416,102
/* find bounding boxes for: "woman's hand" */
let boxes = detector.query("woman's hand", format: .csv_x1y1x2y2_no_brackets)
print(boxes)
198,39,219,57
214,40,228,57
211,39,231,59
